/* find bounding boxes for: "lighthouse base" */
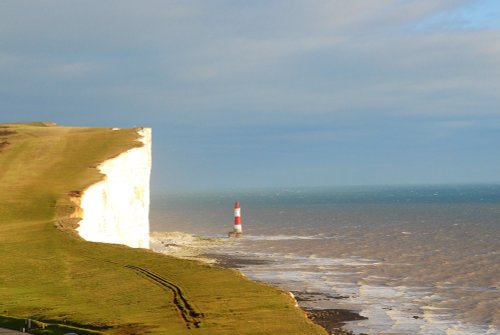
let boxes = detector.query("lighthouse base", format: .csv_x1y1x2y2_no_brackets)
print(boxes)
228,231,243,238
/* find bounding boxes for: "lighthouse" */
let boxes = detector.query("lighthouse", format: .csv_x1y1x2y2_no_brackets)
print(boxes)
228,201,243,238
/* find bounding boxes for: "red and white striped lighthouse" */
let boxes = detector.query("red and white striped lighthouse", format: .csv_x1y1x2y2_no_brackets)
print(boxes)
229,200,243,237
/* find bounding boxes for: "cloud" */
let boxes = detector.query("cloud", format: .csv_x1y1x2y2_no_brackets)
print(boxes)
1,1,498,189
2,1,498,104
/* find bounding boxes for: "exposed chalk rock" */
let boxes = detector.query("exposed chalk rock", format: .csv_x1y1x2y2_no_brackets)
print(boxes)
76,128,152,248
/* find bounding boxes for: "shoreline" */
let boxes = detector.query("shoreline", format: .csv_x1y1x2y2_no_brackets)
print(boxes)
203,253,365,335
150,232,366,335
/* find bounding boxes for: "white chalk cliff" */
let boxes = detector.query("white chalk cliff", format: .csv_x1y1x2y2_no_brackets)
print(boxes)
76,128,152,249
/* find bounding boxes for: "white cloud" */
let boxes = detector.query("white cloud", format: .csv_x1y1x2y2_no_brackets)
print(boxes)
1,0,499,121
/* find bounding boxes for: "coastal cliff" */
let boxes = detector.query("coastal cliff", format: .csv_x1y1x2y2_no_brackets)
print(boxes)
0,123,327,335
75,128,152,248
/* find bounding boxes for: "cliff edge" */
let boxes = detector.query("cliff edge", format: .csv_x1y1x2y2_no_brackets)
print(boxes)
0,122,326,335
75,128,152,249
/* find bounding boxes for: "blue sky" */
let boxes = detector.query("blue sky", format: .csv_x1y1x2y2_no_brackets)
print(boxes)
1,0,499,192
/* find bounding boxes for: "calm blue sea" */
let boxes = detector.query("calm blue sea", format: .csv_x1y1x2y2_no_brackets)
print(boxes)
151,184,500,335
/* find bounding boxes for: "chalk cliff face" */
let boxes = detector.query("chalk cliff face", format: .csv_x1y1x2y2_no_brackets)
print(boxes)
76,128,152,249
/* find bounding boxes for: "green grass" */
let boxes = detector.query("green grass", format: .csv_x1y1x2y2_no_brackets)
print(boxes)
0,123,327,335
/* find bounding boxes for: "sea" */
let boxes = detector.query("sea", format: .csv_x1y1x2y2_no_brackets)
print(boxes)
150,184,500,335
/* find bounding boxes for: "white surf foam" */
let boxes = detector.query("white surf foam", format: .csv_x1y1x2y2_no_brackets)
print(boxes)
207,240,498,335
150,231,230,263
241,234,338,241
149,230,498,334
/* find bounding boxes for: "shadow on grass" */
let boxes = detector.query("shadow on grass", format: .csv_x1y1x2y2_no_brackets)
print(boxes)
0,315,105,335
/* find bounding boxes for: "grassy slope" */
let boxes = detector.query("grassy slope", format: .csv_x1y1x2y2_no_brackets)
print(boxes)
0,123,327,335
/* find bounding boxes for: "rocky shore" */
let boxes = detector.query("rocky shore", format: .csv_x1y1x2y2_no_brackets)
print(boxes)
205,253,367,335
150,233,367,335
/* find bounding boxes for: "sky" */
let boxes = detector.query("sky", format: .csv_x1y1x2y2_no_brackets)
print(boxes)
1,0,499,192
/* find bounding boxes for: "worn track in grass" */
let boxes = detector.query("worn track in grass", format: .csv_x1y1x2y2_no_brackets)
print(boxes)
125,265,203,329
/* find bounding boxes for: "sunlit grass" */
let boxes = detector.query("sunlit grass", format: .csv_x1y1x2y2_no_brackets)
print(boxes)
0,123,326,335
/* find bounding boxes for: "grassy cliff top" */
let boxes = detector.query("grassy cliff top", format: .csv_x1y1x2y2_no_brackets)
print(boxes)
0,123,326,335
